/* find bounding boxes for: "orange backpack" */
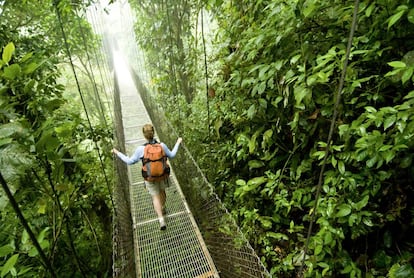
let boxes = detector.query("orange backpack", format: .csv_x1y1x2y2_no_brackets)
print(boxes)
141,141,170,182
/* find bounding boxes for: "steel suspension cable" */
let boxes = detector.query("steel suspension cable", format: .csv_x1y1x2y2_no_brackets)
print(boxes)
77,6,118,191
76,9,109,130
0,171,57,277
53,0,116,214
88,4,115,110
200,7,211,142
298,0,360,275
82,7,120,272
164,0,182,126
91,34,114,124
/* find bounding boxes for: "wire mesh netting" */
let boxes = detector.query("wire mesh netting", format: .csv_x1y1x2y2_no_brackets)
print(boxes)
129,69,271,278
113,55,219,278
112,72,136,277
131,179,218,278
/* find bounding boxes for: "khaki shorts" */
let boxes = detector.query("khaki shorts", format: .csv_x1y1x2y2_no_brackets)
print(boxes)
144,178,170,196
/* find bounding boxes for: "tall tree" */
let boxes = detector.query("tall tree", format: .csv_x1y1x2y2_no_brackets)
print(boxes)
131,0,197,104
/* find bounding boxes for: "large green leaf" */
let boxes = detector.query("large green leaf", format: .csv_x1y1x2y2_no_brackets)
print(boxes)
2,64,21,79
335,204,352,218
0,138,13,147
389,263,414,278
0,245,14,257
266,231,288,240
387,6,408,29
303,0,317,18
2,42,15,64
23,62,39,74
0,122,24,138
401,67,413,84
248,159,265,169
408,8,414,23
294,85,311,107
247,176,267,188
388,61,406,68
1,254,19,278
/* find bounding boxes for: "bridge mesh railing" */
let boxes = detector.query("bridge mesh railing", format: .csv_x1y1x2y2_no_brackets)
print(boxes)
112,72,136,278
129,69,271,278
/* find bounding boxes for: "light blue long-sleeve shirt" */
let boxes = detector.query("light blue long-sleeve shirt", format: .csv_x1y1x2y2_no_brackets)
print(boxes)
115,141,181,165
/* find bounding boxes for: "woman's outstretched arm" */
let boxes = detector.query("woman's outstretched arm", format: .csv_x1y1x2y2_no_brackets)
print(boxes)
112,146,144,165
161,138,182,158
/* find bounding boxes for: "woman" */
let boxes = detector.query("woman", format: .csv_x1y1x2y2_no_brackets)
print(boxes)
112,123,182,230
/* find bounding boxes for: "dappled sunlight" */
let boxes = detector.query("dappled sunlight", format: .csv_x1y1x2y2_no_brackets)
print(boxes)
112,50,138,96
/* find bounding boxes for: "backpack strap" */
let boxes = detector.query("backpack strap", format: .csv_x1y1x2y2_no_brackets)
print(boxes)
141,139,165,164
144,139,159,146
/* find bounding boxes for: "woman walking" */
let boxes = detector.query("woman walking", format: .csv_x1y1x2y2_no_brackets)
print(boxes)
112,123,182,230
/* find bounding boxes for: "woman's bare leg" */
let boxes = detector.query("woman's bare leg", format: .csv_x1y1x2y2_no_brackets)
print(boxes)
160,189,166,211
152,193,166,230
152,194,163,217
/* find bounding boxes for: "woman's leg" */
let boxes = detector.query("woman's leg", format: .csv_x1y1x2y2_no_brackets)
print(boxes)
152,194,166,230
152,193,163,217
147,181,168,229
160,189,166,211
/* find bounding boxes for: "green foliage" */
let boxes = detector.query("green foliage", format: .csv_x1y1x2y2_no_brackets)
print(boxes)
388,263,414,278
130,0,200,105
132,0,414,277
196,0,414,276
0,1,113,276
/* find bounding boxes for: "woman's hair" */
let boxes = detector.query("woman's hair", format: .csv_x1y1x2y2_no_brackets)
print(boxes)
142,124,154,140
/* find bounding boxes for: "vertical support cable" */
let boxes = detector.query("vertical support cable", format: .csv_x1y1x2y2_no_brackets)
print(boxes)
53,0,116,214
76,9,109,130
164,0,182,127
85,6,115,124
298,0,360,276
201,8,211,142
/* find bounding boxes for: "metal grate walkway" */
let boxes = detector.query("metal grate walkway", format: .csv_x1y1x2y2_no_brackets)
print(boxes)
114,52,219,278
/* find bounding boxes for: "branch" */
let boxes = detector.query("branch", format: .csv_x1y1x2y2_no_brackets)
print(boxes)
0,171,56,277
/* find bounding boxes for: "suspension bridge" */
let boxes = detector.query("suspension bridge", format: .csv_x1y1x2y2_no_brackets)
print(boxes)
110,49,271,277
55,0,366,275
83,1,272,277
